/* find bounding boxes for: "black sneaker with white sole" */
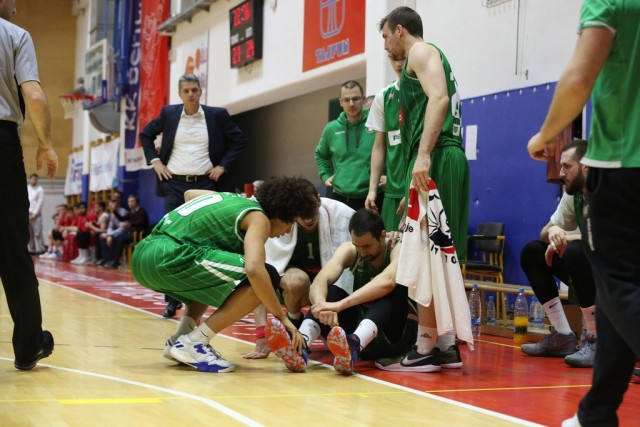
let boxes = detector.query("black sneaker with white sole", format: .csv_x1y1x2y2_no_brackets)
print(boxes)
375,346,442,372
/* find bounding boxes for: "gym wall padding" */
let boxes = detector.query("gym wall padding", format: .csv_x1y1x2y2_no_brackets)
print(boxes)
462,82,566,286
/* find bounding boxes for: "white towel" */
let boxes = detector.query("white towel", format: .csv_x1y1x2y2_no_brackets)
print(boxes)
265,197,354,292
397,179,474,348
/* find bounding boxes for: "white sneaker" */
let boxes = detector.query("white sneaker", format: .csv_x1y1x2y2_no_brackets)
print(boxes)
561,414,582,427
71,256,87,265
169,335,235,373
163,338,175,361
39,251,56,259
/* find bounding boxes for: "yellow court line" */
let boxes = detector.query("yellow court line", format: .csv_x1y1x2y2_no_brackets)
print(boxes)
427,384,592,393
474,338,522,349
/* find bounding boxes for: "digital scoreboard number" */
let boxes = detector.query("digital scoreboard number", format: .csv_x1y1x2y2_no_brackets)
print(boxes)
229,0,263,68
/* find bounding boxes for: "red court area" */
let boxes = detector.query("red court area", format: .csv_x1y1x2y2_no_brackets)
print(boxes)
34,259,640,426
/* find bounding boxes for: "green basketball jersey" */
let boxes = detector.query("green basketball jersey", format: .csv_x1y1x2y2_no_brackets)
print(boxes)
399,42,462,161
579,0,640,167
289,228,322,277
152,192,263,252
349,246,392,292
381,82,406,198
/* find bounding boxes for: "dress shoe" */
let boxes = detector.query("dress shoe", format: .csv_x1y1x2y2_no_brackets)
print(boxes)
163,302,183,318
15,330,54,370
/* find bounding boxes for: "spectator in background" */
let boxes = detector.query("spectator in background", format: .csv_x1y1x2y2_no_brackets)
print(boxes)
139,73,247,318
39,204,72,261
98,196,130,267
27,173,45,255
103,194,149,269
315,80,382,211
85,201,109,264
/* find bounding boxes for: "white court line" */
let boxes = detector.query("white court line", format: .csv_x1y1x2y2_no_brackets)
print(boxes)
0,356,263,427
41,279,542,426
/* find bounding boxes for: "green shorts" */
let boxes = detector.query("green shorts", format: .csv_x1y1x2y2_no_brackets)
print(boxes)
406,145,470,262
131,235,247,307
380,195,404,232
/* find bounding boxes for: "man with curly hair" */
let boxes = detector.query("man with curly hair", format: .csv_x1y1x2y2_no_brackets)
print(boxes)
131,176,317,373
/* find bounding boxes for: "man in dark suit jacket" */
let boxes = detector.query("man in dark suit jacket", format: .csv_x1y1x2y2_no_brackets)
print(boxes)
139,73,247,317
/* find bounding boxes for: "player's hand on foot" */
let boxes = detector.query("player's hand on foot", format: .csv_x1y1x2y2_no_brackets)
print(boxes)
243,338,271,359
282,316,305,354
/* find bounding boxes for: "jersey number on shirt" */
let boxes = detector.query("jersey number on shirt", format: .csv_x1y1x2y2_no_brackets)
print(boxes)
177,194,223,216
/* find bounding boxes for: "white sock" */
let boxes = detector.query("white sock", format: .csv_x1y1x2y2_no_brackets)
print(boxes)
437,332,456,351
581,306,597,337
298,319,320,346
415,326,438,354
353,319,377,350
543,297,572,335
170,316,197,342
187,322,215,344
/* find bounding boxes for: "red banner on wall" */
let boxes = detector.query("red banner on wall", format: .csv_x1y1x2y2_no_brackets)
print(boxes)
139,0,169,134
303,0,365,72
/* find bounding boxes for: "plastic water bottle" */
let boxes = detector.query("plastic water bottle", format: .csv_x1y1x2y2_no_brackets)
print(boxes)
530,297,544,329
469,284,482,338
513,288,529,346
486,296,496,326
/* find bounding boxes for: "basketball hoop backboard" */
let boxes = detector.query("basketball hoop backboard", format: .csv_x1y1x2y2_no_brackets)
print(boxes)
84,39,114,108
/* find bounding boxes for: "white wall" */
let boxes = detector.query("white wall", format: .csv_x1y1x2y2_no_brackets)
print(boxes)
165,0,581,115
416,0,581,98
169,0,367,114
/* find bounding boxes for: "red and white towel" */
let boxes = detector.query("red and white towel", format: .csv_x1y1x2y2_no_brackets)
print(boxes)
397,179,473,348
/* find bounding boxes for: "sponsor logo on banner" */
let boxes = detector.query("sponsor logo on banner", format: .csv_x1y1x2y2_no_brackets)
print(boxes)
124,0,143,172
303,0,365,72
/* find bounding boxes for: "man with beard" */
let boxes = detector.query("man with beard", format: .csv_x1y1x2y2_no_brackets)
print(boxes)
244,181,354,359
266,208,415,375
375,6,469,372
520,139,597,367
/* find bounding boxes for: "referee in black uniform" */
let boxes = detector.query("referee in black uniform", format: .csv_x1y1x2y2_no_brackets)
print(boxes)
0,0,58,370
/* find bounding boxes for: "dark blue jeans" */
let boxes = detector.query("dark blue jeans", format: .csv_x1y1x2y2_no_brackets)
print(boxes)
578,167,640,427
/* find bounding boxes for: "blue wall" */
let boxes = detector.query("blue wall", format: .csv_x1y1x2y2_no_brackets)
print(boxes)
137,168,165,226
463,82,565,286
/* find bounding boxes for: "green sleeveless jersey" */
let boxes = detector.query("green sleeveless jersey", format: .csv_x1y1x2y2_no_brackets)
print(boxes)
399,42,462,160
349,246,391,292
152,192,263,252
289,228,322,277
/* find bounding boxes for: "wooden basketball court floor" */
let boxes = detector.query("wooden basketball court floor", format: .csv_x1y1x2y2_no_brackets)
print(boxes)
1,260,638,426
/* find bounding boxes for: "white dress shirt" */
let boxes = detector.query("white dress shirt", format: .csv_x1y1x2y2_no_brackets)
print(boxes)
166,105,213,175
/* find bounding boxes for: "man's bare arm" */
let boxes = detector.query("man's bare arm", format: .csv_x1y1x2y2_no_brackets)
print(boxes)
527,27,614,160
407,43,449,190
21,80,57,178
